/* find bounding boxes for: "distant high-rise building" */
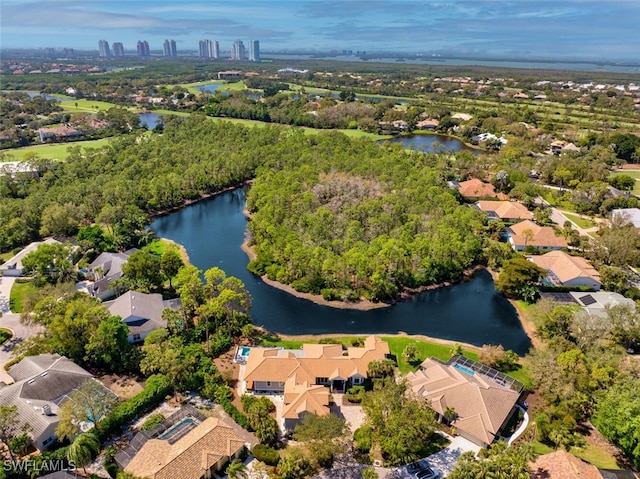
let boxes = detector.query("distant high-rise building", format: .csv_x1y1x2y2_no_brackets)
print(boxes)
137,40,150,57
62,48,75,58
112,42,124,57
163,39,177,57
198,39,219,59
98,39,111,57
249,40,260,62
43,48,56,57
232,40,245,61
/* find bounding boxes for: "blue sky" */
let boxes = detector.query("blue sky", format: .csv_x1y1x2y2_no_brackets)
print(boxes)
1,0,639,61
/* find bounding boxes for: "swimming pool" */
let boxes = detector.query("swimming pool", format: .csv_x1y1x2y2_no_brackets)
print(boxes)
454,364,475,376
240,346,251,357
159,417,197,443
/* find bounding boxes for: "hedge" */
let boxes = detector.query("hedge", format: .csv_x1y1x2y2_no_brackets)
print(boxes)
97,374,172,441
253,444,280,466
218,396,252,431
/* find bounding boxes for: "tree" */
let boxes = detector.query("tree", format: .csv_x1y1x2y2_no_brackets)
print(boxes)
56,379,117,441
121,250,164,293
448,441,534,479
367,358,396,378
293,414,348,468
449,343,463,358
496,257,545,300
67,432,100,473
0,405,29,460
402,343,419,363
21,242,74,284
85,315,132,372
362,379,436,466
241,395,279,446
226,459,248,479
161,249,184,288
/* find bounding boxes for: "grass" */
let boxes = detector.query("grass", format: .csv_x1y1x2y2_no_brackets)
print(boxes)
531,441,620,469
610,170,640,195
0,328,12,346
217,81,247,92
0,251,13,263
562,212,598,229
142,238,178,257
1,138,112,161
59,98,121,113
9,279,37,314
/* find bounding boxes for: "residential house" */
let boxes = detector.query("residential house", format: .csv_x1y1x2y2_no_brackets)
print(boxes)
406,357,521,448
458,179,508,200
529,251,601,290
0,238,60,277
243,336,389,428
415,119,439,130
0,354,95,451
507,220,568,251
104,291,179,343
530,450,603,479
611,208,640,228
475,200,534,222
124,416,247,479
86,249,138,300
37,126,83,143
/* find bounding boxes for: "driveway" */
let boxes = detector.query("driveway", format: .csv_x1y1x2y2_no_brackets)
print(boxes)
0,276,16,313
393,432,480,478
0,276,43,384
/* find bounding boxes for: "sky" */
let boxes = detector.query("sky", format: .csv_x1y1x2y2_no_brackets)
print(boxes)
1,0,639,62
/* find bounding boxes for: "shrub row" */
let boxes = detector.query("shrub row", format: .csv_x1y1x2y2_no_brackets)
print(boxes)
253,443,280,466
218,396,252,431
98,374,172,441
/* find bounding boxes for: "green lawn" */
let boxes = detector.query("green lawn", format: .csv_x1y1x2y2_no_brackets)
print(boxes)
610,170,640,195
217,81,247,92
9,279,37,313
60,98,121,113
0,328,12,346
562,212,598,229
0,138,112,161
142,238,179,257
531,441,620,469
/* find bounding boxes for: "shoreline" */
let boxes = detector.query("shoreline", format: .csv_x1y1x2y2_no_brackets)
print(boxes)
150,182,248,218
241,239,485,312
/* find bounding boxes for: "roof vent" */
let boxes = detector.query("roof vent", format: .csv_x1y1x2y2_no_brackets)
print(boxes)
41,372,48,377
42,404,52,416
27,379,36,384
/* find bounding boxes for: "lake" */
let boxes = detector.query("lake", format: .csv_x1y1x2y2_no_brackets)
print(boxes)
138,112,162,130
195,83,224,94
151,189,531,354
387,134,479,154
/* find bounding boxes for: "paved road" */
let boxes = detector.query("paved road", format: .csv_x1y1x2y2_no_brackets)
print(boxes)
0,276,43,384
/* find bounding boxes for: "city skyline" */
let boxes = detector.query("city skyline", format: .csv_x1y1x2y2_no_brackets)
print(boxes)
1,0,640,62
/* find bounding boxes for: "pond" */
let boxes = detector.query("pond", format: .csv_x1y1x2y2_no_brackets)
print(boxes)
151,189,531,354
387,134,480,154
138,112,162,130
195,83,224,94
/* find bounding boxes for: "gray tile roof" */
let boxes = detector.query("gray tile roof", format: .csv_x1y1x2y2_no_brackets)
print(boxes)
105,291,174,336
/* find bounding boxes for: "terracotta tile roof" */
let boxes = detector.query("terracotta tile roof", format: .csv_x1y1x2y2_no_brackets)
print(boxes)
282,380,330,419
530,450,603,479
458,179,508,199
244,336,389,389
476,200,533,220
406,359,519,446
530,251,601,287
124,417,245,479
508,220,568,249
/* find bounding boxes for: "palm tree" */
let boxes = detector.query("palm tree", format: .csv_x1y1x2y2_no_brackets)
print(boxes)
226,459,248,479
444,406,459,425
67,432,100,474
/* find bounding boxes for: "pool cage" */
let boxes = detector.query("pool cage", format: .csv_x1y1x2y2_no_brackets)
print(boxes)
115,405,206,470
434,355,525,394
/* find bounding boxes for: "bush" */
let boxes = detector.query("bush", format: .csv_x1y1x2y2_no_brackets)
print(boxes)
253,443,280,466
354,426,372,453
140,413,164,431
345,385,365,403
218,396,251,431
98,374,172,441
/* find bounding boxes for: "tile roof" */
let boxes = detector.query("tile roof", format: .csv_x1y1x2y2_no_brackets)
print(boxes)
104,291,168,336
530,450,603,479
508,220,568,249
458,179,508,200
87,249,138,296
0,238,60,274
124,417,246,479
476,201,533,220
406,358,519,446
530,251,600,287
282,381,330,419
